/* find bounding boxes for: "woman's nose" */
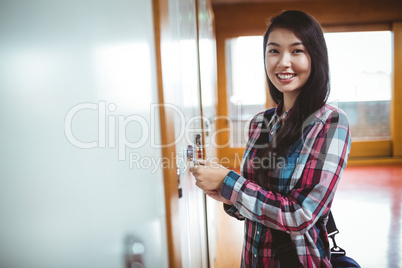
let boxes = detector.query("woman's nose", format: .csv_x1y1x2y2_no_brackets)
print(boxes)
278,53,291,69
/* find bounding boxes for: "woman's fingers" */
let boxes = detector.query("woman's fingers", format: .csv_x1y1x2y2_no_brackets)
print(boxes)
189,166,196,174
189,164,201,174
197,159,207,166
189,159,229,191
189,160,206,176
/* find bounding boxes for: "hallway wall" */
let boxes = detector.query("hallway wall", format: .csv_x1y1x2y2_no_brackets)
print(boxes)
0,1,168,267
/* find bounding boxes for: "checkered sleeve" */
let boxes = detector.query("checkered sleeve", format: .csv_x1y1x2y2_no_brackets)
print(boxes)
222,202,245,221
221,111,267,221
220,108,351,236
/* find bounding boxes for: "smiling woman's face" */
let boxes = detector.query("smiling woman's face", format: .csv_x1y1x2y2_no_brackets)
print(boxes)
265,28,311,100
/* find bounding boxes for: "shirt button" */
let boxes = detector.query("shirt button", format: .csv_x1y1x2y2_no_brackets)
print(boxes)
254,254,257,258
257,231,260,234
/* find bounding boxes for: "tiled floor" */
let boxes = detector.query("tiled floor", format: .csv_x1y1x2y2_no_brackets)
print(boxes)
214,165,402,268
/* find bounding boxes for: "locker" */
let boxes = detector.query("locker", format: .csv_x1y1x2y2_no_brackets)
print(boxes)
0,0,217,267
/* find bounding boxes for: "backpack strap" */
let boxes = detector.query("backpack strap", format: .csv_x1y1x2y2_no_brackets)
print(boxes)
327,211,347,257
327,211,338,236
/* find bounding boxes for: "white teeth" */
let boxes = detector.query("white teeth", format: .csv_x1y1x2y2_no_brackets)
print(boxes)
277,74,295,79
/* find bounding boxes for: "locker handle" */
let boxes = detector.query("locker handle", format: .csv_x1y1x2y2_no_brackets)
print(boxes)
187,145,199,165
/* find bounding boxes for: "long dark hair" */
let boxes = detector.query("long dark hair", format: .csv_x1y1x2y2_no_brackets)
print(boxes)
255,10,330,186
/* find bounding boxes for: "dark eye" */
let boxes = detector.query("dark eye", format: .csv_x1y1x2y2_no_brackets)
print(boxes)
268,49,279,53
293,49,304,54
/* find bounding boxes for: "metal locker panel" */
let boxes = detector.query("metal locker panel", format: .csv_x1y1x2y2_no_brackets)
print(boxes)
158,0,209,267
0,1,168,267
197,0,219,266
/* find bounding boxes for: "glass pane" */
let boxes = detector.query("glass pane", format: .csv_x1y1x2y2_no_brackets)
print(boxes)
225,32,393,147
226,36,265,147
324,31,392,140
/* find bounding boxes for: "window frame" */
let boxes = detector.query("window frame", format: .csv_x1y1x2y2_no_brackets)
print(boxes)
216,23,402,167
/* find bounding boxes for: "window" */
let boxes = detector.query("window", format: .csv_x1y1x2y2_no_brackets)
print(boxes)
225,36,265,147
225,31,392,147
325,31,392,141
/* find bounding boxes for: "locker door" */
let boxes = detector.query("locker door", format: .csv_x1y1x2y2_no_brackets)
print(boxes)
0,1,169,267
157,0,209,267
197,0,219,266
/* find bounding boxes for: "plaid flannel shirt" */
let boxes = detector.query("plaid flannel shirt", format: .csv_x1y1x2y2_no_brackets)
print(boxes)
220,104,351,268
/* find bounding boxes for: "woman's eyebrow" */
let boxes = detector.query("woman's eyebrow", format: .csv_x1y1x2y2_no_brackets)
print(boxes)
291,42,304,46
267,42,279,46
267,41,304,46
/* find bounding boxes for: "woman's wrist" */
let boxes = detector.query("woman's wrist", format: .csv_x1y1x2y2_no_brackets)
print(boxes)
224,200,233,206
218,168,230,188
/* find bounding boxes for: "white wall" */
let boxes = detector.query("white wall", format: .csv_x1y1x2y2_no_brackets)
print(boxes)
0,1,168,267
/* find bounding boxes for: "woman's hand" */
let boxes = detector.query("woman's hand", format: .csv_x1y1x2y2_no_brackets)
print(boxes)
189,159,230,192
205,189,233,205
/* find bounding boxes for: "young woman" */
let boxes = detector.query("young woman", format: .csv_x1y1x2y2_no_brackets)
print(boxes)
190,10,351,267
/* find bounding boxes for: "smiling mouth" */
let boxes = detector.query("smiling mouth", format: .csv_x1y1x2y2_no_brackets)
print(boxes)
276,73,296,80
